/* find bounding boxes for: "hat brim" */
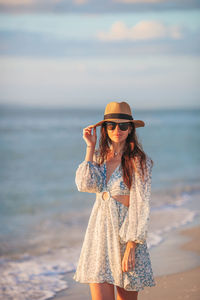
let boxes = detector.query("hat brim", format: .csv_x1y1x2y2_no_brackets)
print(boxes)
92,119,145,128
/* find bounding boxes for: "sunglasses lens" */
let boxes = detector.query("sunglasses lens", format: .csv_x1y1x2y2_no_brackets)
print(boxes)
106,122,116,130
106,122,130,131
118,123,130,131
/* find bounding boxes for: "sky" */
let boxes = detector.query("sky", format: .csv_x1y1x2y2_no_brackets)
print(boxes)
0,0,200,109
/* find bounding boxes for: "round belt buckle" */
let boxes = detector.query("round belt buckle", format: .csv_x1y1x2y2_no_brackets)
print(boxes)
102,191,110,201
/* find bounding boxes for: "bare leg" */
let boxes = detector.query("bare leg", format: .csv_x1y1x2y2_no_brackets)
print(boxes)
89,282,115,300
116,286,138,300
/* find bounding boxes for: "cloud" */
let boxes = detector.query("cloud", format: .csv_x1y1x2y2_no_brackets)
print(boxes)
97,21,183,41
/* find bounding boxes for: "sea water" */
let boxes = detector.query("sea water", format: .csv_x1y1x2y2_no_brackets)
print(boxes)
0,105,199,299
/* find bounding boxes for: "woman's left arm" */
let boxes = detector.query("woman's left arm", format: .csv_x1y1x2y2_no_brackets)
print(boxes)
133,155,153,244
120,155,153,272
119,155,153,245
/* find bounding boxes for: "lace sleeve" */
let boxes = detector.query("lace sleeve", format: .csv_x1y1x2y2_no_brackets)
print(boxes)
119,155,153,244
75,160,104,193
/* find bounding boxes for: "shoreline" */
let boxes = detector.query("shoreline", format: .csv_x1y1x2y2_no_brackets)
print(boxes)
53,224,200,300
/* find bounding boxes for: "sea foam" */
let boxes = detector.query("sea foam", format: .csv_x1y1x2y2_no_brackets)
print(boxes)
0,248,79,300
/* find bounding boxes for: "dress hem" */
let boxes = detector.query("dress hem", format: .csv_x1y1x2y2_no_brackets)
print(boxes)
73,275,156,292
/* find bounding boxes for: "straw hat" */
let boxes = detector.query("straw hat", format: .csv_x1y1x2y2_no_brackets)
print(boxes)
92,101,145,128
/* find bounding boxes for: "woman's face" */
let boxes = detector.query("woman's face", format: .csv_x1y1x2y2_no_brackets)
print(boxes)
106,121,132,144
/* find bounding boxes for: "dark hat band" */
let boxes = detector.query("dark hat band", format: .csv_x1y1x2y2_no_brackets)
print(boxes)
104,113,133,120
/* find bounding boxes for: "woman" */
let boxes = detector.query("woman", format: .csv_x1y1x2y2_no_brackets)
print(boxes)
73,101,156,300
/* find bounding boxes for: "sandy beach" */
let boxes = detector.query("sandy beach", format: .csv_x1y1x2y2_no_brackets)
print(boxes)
53,225,200,300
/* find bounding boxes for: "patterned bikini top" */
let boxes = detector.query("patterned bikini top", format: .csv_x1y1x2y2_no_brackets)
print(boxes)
102,162,130,196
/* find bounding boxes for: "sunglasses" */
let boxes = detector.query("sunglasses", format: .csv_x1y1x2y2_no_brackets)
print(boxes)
105,122,131,131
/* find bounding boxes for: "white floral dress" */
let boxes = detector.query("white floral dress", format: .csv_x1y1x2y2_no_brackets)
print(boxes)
73,155,156,291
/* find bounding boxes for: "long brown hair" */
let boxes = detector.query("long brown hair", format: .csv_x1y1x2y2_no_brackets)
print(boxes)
97,122,153,189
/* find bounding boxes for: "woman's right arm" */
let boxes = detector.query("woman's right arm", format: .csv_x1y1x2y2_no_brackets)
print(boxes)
75,125,103,193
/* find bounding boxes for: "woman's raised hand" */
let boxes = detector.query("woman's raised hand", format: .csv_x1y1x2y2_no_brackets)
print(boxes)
83,125,97,148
